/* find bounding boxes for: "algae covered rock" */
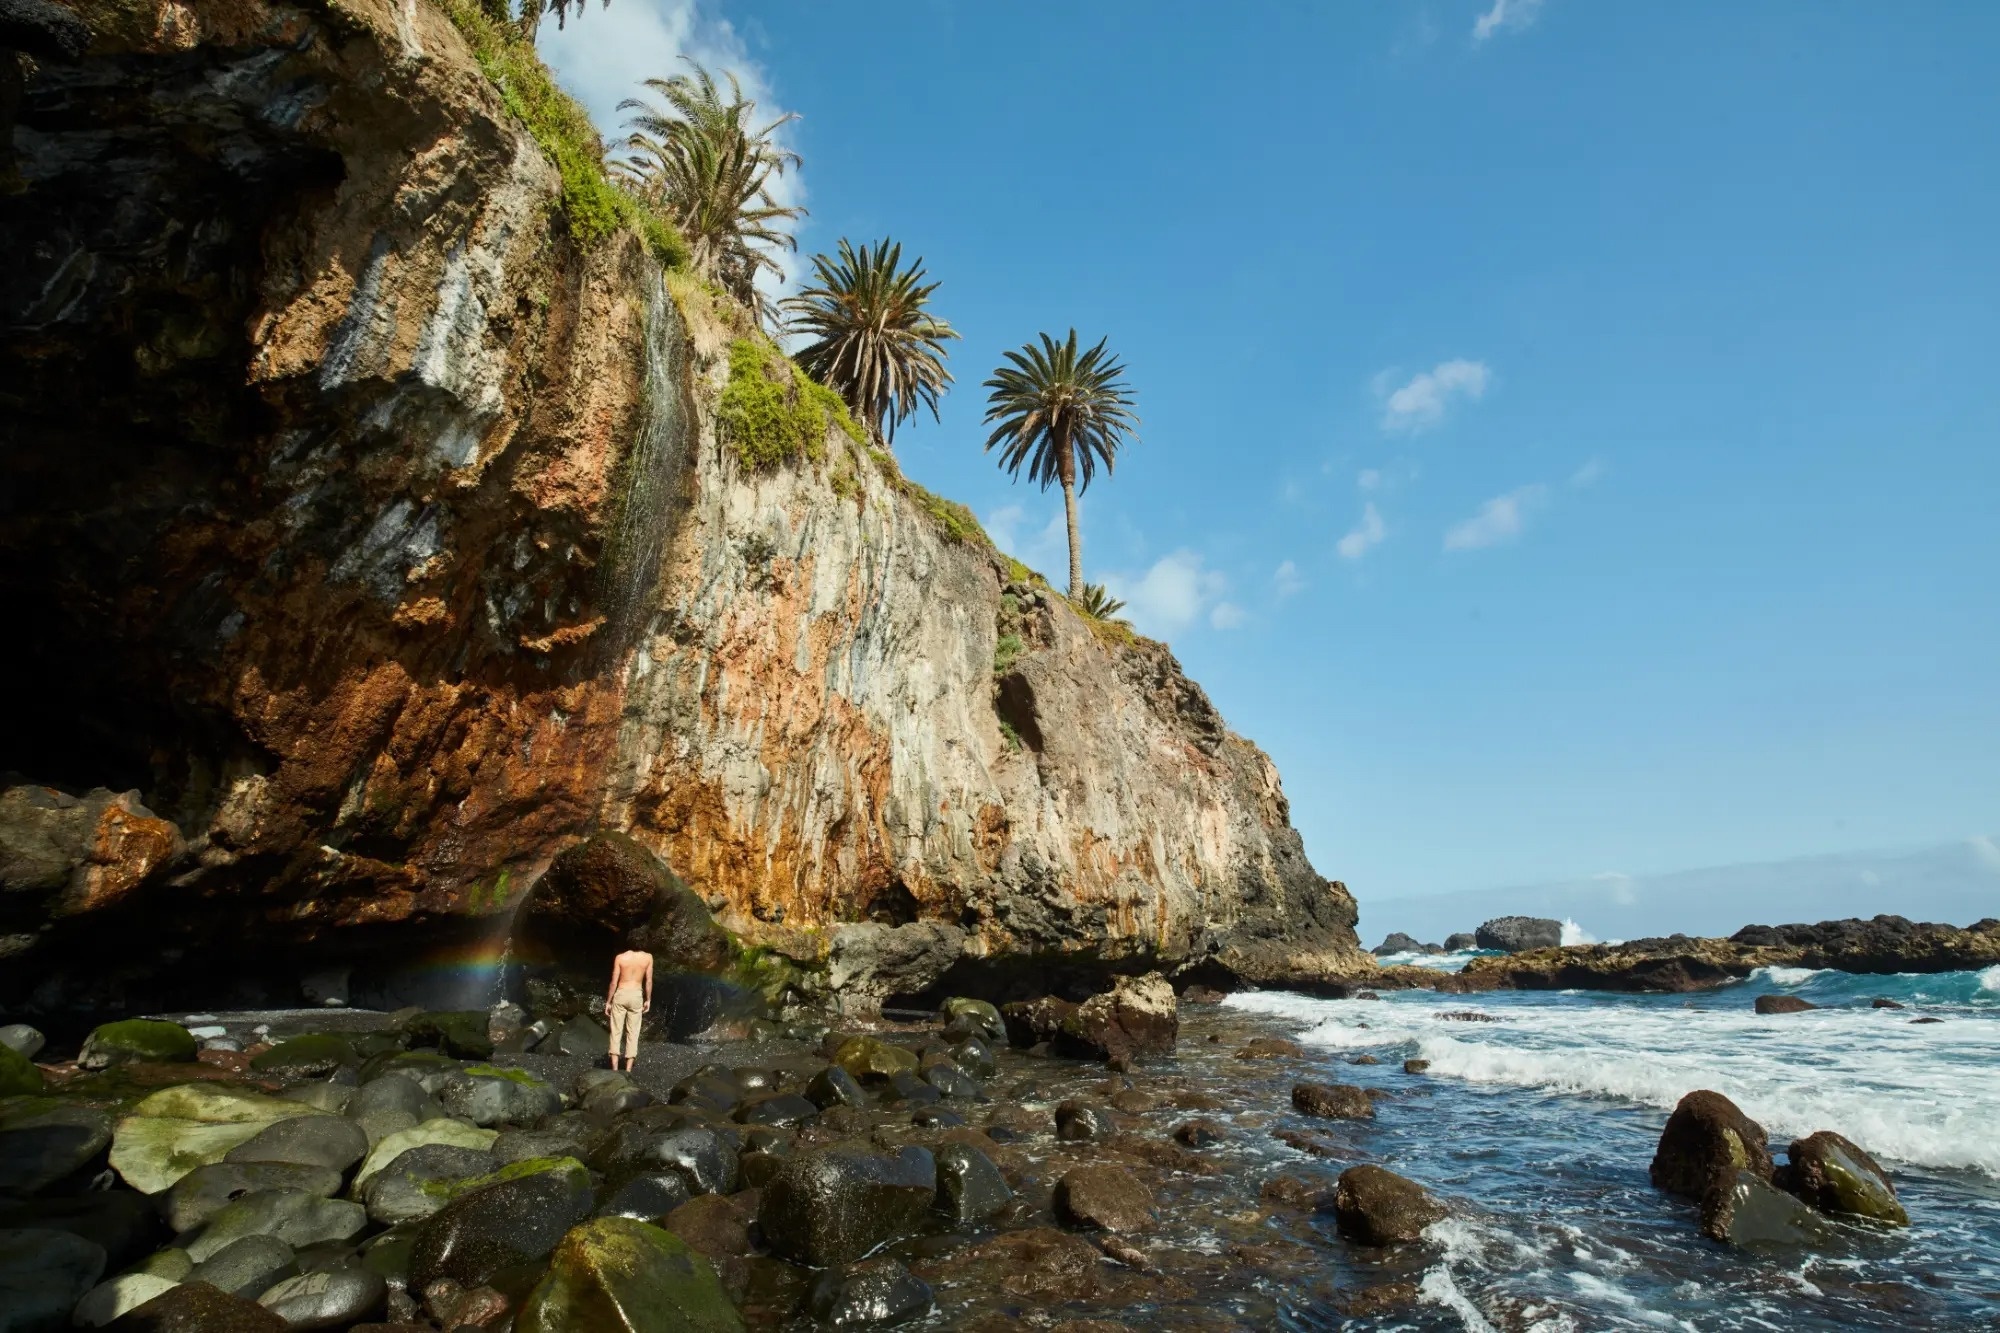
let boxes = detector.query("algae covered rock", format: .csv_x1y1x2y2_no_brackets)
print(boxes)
247,1034,357,1080
71,1272,180,1328
439,1066,562,1126
400,1012,493,1061
353,1118,498,1188
357,1143,503,1226
223,1114,367,1173
408,1164,595,1290
940,997,1005,1043
1292,1082,1374,1121
1331,1165,1446,1245
758,1142,937,1266
1702,1169,1835,1246
109,1086,315,1194
1784,1130,1908,1226
519,1216,744,1333
832,1035,919,1083
1648,1089,1772,1203
159,1162,343,1233
78,1020,196,1070
0,1041,42,1097
179,1189,365,1262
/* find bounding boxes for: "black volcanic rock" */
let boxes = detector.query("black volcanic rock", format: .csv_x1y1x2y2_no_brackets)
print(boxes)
1474,917,1564,953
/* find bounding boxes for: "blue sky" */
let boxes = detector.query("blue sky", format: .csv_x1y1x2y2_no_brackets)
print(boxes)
542,2,2000,929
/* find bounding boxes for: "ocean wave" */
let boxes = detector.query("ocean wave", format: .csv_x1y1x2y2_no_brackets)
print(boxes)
1749,965,1821,986
1559,918,1596,946
1981,965,2000,994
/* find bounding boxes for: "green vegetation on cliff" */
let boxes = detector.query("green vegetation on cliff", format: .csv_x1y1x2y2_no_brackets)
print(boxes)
719,339,863,472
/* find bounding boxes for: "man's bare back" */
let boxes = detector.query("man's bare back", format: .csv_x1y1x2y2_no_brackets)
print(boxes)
605,949,653,1071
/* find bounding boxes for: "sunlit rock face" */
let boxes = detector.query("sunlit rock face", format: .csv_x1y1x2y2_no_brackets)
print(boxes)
0,0,1366,1010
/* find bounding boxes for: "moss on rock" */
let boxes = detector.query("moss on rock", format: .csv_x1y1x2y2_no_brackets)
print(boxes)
78,1020,196,1070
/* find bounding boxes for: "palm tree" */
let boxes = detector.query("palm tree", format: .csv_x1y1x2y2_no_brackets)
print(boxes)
614,61,802,324
982,330,1138,597
782,239,958,447
1075,582,1127,622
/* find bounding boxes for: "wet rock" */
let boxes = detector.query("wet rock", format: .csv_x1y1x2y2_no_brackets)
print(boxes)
959,1226,1106,1303
224,1114,368,1174
1273,1127,1346,1159
1754,995,1816,1015
1373,932,1438,956
277,1081,354,1116
941,998,1006,1044
948,1037,997,1078
1444,933,1477,951
934,1142,1012,1224
72,1273,181,1328
538,1015,614,1059
1331,1165,1445,1244
1337,1280,1423,1317
1000,996,1078,1048
399,1012,493,1061
1181,985,1228,1005
1785,1130,1908,1226
1260,1173,1335,1211
595,1170,695,1223
1057,974,1178,1064
438,1066,561,1126
669,1069,743,1115
1474,916,1563,953
922,1062,981,1101
1105,1132,1214,1176
160,1162,343,1233
407,1165,595,1290
517,1215,744,1333
807,1257,934,1328
1702,1169,1835,1246
1648,1089,1772,1203
759,1143,937,1266
104,1281,288,1331
0,1039,42,1096
110,1086,316,1195
494,1119,606,1166
348,1074,433,1124
660,1194,751,1259
578,1071,652,1119
0,1227,105,1331
1235,1036,1303,1060
0,1189,159,1270
0,1024,45,1059
0,1098,111,1193
833,1036,920,1083
358,1144,503,1226
1292,1082,1373,1120
353,1119,498,1188
1055,1099,1115,1142
181,1190,366,1262
883,1069,940,1107
189,1233,298,1297
255,1268,389,1329
248,1035,358,1080
1054,1164,1156,1233
79,1020,197,1070
1403,1059,1431,1074
629,1124,740,1197
734,1092,818,1128
1172,1118,1228,1148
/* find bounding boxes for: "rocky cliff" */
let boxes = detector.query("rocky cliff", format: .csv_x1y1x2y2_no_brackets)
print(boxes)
0,0,1367,1013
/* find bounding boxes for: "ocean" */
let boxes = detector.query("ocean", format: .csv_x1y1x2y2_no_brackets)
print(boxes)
1225,956,2000,1330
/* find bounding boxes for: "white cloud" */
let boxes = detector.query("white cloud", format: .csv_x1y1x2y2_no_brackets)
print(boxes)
1443,483,1547,551
1103,551,1232,638
1378,359,1491,434
1473,0,1546,43
1273,560,1305,599
1570,457,1606,488
1357,468,1382,491
1336,503,1387,560
538,0,807,301
985,502,1069,579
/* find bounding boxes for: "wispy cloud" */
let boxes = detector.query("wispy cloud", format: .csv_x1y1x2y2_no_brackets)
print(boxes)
1378,359,1491,434
1357,468,1383,492
1273,560,1306,599
1337,503,1388,560
1443,484,1547,551
985,503,1069,579
1103,551,1236,637
1569,457,1606,489
539,0,807,300
1473,0,1546,43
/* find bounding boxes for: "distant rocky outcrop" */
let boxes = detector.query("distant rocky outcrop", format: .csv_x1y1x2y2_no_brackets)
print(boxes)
1371,932,1441,957
1451,916,2000,994
1443,932,1477,951
1473,916,1563,953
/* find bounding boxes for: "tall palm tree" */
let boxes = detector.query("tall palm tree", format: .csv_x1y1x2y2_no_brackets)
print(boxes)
982,331,1138,597
1075,582,1127,621
782,239,958,447
613,61,802,324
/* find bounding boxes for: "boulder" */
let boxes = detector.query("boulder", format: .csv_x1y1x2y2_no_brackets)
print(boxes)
1236,1036,1303,1060
495,1118,606,1166
832,1036,919,1083
0,784,182,943
1648,1090,1772,1204
1754,995,1816,1015
78,1020,197,1070
0,1097,111,1193
1784,1130,1908,1226
159,1163,343,1233
224,1114,367,1174
595,1172,695,1225
758,1143,937,1266
1053,1164,1156,1233
1372,932,1438,956
110,1086,316,1195
72,1273,181,1328
1000,995,1078,1048
1292,1082,1373,1121
0,1040,42,1097
100,1281,288,1331
277,1082,353,1116
407,1166,595,1290
1404,1059,1431,1075
0,1226,105,1330
354,1120,498,1188
517,1216,744,1333
188,1233,298,1297
934,1143,1012,1224
1443,933,1477,951
1474,917,1563,953
1057,974,1177,1063
0,1188,160,1271
948,1037,996,1078
399,1012,492,1061
1701,1169,1834,1246
940,997,1005,1043
804,1064,868,1110
1172,1118,1228,1148
1054,1100,1115,1142
805,1257,934,1328
255,1268,389,1330
248,1035,358,1080
438,1066,562,1126
659,1194,751,1259
0,1024,44,1059
920,1062,980,1101
824,922,966,1002
1331,1165,1445,1244
358,1144,505,1227
180,1190,366,1262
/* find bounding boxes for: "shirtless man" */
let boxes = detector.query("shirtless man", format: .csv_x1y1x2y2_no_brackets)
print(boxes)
604,948,653,1072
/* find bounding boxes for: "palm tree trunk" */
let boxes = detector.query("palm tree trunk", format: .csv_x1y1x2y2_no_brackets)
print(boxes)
1061,477,1083,598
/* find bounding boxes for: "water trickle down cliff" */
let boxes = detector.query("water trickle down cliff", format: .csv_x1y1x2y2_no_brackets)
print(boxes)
0,0,1370,1013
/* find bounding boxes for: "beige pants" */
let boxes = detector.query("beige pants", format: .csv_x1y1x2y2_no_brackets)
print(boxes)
608,987,644,1060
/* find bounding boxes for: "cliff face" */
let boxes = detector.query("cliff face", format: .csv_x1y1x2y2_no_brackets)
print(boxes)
0,0,1366,1009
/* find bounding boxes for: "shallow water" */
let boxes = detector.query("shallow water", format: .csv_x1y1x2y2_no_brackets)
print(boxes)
1228,966,2000,1330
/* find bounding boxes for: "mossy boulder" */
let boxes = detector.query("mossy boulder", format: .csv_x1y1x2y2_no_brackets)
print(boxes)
831,1036,918,1083
1331,1165,1446,1245
0,1040,43,1096
78,1019,196,1070
1784,1131,1908,1226
354,1119,500,1188
440,1066,561,1126
358,1048,462,1093
401,1012,493,1061
1649,1089,1772,1205
109,1085,316,1194
249,1034,358,1079
940,997,1004,1043
520,1215,745,1333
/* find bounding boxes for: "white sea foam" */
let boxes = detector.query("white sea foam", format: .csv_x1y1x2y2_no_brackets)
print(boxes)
1749,965,1821,986
1559,918,1596,946
1227,986,2000,1175
1980,964,2000,993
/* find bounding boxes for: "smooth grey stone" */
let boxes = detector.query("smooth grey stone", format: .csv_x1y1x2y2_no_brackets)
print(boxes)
190,1232,298,1297
437,1069,560,1127
357,1144,497,1227
0,1025,44,1060
0,1101,112,1194
277,1082,353,1116
347,1074,429,1122
160,1163,344,1234
922,1063,981,1101
0,1188,160,1270
806,1257,934,1328
934,1143,1012,1224
492,1121,603,1166
130,1247,195,1282
0,1227,106,1331
256,1266,388,1329
70,1272,180,1327
591,1171,692,1223
224,1115,368,1174
179,1189,366,1262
